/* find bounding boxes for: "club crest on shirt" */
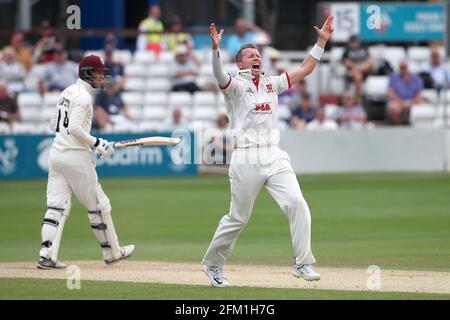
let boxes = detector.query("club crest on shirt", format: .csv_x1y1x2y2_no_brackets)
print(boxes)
265,83,273,93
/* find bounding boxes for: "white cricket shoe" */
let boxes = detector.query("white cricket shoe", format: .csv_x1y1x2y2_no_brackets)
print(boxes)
104,245,135,265
37,257,66,270
293,264,321,281
203,265,231,288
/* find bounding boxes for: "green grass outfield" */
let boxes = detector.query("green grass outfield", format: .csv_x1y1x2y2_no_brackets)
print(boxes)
1,172,449,299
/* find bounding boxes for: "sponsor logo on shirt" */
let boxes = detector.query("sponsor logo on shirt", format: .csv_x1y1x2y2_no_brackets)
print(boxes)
252,103,272,115
245,87,254,94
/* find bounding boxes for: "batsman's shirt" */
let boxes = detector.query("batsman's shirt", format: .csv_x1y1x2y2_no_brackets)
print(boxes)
221,69,291,148
50,79,97,152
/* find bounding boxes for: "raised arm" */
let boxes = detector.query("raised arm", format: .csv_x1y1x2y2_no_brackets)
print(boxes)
287,16,334,84
210,23,231,88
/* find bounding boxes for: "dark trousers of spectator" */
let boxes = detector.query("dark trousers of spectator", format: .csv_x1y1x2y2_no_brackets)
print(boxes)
172,82,200,94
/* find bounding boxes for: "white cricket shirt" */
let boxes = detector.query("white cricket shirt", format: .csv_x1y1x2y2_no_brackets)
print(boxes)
220,69,291,148
51,79,97,152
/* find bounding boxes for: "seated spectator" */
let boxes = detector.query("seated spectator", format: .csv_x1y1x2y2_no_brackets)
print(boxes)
94,80,131,131
104,47,126,91
388,60,425,125
0,81,20,124
342,35,374,103
33,20,59,63
170,45,200,93
9,32,33,71
286,79,309,110
306,106,338,131
0,46,26,95
227,18,267,58
335,92,367,129
136,4,164,55
39,49,78,94
209,113,232,164
290,93,316,129
420,48,450,92
163,107,188,131
104,33,118,52
165,15,195,52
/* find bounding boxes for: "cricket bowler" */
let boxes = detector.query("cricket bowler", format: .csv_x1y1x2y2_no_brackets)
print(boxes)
202,17,334,287
37,55,135,269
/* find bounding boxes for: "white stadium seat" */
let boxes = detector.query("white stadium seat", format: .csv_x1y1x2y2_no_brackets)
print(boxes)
407,47,431,64
146,78,172,91
383,47,406,71
122,92,144,107
11,122,40,134
20,106,42,122
277,104,291,120
0,122,10,134
114,50,132,64
193,92,216,106
192,106,218,121
42,107,55,121
124,78,146,91
138,120,162,132
421,89,439,104
126,105,142,120
169,92,192,106
364,76,389,100
134,51,156,64
17,92,42,108
125,64,147,78
142,105,168,120
159,51,175,63
329,47,345,62
200,64,214,77
148,64,171,77
43,92,60,108
410,104,437,127
144,92,168,105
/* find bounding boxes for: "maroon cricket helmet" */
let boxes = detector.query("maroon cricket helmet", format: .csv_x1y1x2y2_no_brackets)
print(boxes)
79,55,108,77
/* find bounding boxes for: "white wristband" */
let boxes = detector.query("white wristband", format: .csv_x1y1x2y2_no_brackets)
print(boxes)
309,44,324,60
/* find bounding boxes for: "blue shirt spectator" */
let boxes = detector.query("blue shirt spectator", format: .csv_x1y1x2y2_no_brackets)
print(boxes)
227,18,269,59
290,93,316,129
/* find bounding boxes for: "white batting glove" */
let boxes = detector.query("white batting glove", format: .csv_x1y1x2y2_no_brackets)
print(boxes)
94,138,115,159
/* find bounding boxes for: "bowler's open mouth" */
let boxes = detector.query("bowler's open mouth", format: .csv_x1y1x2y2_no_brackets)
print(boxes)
252,64,260,70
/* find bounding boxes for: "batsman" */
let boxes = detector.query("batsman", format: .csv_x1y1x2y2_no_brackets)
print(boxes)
37,55,135,269
202,17,334,287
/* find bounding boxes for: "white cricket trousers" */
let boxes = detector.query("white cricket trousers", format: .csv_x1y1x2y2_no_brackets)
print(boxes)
47,148,99,212
202,147,316,267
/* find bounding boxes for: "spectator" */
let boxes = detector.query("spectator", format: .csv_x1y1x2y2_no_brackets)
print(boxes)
94,80,131,131
342,35,374,103
33,20,59,63
9,32,33,71
170,45,200,93
104,33,118,52
286,79,309,110
39,49,78,94
290,93,316,129
136,4,164,55
420,48,450,92
165,15,195,52
388,60,425,125
253,32,277,75
104,47,126,91
163,106,188,131
227,18,267,58
0,46,26,95
0,81,20,123
306,106,338,130
208,113,232,165
335,92,367,129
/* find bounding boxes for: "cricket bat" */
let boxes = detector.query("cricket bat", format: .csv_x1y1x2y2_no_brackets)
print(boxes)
113,136,181,148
